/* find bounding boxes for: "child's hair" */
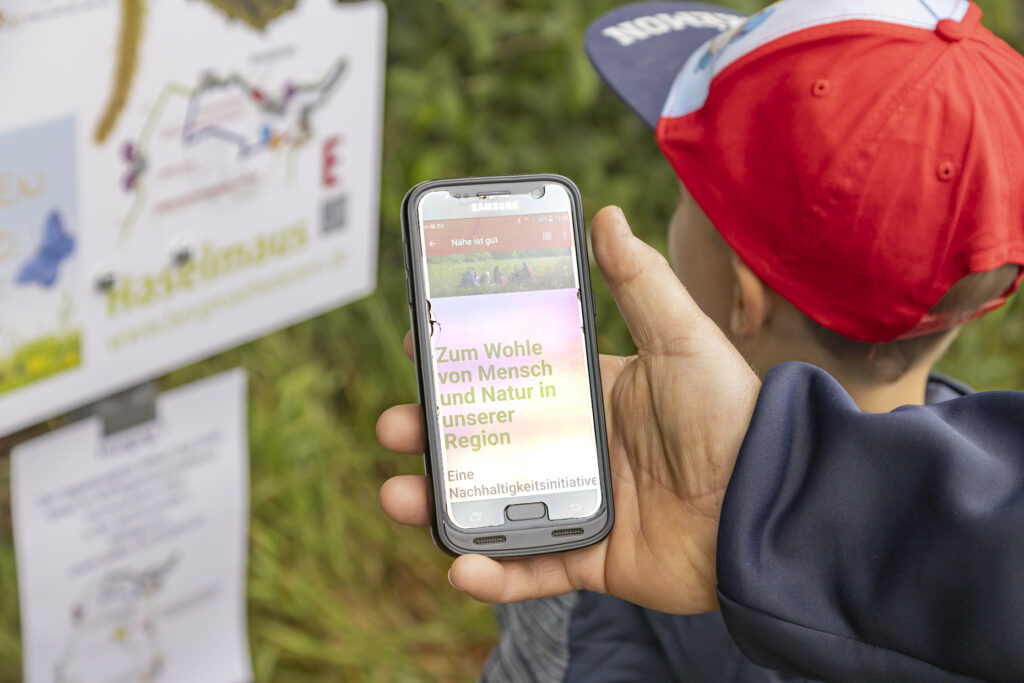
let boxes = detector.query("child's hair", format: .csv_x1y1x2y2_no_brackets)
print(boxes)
806,265,1021,382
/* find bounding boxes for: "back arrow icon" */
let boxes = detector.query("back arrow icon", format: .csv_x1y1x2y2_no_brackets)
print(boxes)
429,240,437,247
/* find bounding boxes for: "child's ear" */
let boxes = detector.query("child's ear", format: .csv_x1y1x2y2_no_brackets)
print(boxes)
730,254,770,338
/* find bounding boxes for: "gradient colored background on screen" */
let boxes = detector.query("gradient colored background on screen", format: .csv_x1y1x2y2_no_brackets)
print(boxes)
417,197,601,525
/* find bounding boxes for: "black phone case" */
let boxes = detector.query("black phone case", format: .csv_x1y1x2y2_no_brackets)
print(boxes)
400,174,614,557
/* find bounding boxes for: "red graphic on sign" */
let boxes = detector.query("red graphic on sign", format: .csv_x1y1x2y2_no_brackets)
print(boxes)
322,136,340,187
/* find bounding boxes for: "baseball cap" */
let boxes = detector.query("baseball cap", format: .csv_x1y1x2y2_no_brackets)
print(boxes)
586,0,1024,343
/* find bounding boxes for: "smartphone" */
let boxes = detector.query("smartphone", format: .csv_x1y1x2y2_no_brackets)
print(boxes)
401,174,613,557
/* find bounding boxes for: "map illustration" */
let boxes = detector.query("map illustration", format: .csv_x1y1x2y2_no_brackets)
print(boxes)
56,556,176,683
119,57,347,239
180,58,347,159
94,0,302,145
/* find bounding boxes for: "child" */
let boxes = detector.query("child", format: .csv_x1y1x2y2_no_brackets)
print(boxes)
484,0,1024,680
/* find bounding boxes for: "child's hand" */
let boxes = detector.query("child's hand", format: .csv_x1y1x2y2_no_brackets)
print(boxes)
377,206,761,615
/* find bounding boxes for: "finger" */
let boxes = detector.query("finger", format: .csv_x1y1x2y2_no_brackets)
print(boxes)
591,206,717,354
448,538,609,603
376,404,425,453
449,554,577,602
404,330,414,361
598,353,629,404
380,475,431,526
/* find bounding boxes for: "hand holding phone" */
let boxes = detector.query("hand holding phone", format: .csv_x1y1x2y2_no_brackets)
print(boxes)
382,205,762,613
401,175,613,556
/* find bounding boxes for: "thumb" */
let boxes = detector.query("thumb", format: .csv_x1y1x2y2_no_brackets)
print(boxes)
591,206,715,354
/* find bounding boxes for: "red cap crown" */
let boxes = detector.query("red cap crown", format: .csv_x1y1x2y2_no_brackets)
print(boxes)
655,1,1024,342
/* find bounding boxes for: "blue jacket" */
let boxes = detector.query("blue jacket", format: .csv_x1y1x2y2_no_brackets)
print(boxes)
484,363,1024,682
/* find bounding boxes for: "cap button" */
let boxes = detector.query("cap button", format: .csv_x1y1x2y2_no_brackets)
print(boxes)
936,18,966,42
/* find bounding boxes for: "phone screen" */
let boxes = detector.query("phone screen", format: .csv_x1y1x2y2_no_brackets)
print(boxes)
416,183,602,530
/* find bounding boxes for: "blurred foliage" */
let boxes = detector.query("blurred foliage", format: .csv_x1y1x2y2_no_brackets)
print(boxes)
0,0,1022,681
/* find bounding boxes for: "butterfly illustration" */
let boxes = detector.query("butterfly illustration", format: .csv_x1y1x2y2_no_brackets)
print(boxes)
16,210,75,288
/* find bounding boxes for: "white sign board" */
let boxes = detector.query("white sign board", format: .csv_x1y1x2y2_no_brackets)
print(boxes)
0,0,385,435
12,369,251,683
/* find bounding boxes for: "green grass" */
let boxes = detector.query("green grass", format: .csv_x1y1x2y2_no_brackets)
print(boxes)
0,0,1021,681
0,331,80,396
936,286,1024,390
427,254,573,297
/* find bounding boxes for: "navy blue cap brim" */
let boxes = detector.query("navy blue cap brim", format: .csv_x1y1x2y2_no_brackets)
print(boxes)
585,2,746,128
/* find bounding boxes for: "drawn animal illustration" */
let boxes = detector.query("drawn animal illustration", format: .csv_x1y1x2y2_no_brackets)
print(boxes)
15,210,75,288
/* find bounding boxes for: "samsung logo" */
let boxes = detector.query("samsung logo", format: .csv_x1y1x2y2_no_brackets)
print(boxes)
471,200,519,212
602,11,743,47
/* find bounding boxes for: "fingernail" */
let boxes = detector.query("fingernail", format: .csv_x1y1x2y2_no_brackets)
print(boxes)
613,206,632,237
448,568,463,591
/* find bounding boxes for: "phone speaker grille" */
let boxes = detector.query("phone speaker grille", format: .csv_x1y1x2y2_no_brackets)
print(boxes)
552,528,584,538
473,535,507,545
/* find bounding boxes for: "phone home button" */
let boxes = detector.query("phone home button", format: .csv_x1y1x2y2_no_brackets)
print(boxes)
505,502,547,521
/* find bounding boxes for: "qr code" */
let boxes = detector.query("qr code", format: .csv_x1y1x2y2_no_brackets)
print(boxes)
321,194,347,234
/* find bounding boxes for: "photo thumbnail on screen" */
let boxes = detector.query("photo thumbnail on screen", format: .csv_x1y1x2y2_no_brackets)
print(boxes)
422,212,575,298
